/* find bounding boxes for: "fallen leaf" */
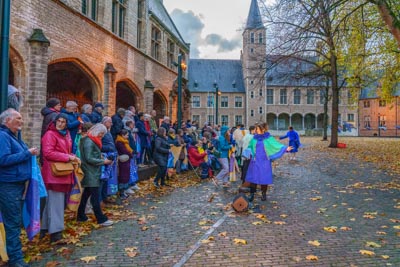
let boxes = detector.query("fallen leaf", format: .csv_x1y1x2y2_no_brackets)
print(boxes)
381,255,390,260
124,247,138,252
45,261,60,267
308,240,320,247
340,226,352,231
280,214,288,218
323,226,337,233
127,251,138,258
292,256,302,262
305,255,319,261
376,231,387,235
309,197,322,201
274,221,286,225
365,241,381,248
393,225,400,230
233,238,247,245
252,221,263,226
141,226,149,231
80,256,97,263
359,250,375,256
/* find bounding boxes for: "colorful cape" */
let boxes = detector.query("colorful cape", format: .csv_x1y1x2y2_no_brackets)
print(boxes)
248,133,287,161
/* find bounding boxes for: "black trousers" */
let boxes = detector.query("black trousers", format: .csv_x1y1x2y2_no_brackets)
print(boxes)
77,187,108,224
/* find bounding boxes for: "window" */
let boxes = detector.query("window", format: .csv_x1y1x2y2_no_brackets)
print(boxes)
379,115,386,127
363,100,370,108
250,80,254,85
259,89,263,96
221,115,229,126
235,115,243,125
82,0,98,20
250,32,254,44
192,115,200,124
207,115,214,125
280,89,287,104
267,89,274,104
207,95,214,107
250,91,254,99
250,48,254,53
235,96,242,108
137,0,145,48
151,27,161,60
379,100,386,107
221,96,228,108
259,107,263,114
250,110,254,117
307,89,314,104
347,114,354,122
320,89,326,104
192,96,200,108
167,39,175,69
112,0,126,38
258,33,263,44
293,89,301,104
364,116,371,129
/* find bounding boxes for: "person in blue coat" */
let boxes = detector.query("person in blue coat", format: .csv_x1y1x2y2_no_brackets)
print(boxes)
279,126,301,160
0,108,39,267
62,101,82,153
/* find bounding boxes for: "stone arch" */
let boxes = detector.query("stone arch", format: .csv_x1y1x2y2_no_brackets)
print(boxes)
116,79,143,111
47,58,100,106
278,113,290,130
153,89,168,123
266,113,277,130
304,113,316,129
8,46,26,90
291,113,303,130
317,113,328,128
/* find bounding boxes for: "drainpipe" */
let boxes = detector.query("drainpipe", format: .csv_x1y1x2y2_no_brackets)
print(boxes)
0,0,11,112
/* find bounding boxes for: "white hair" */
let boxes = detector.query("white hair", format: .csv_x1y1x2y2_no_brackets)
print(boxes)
66,101,78,107
89,123,107,136
0,108,18,125
81,104,92,113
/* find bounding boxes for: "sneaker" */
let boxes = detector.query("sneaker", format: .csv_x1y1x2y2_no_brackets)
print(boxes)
100,220,114,227
131,184,140,190
125,188,135,194
85,206,94,214
120,192,129,199
153,181,160,188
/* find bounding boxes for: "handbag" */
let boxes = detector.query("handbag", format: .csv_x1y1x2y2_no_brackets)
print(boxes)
118,154,130,163
51,162,74,176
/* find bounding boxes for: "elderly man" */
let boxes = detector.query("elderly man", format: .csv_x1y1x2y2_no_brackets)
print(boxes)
62,101,82,152
0,108,38,267
91,102,104,124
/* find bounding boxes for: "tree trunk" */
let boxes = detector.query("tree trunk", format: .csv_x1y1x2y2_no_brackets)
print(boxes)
322,87,329,141
329,48,339,148
374,1,400,48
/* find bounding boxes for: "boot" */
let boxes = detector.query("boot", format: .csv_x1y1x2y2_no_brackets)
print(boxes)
261,191,267,201
50,231,63,243
39,229,47,239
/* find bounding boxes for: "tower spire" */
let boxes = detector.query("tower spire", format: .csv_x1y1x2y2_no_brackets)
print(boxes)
245,0,264,30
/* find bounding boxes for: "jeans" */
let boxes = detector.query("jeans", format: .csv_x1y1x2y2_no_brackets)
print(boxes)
0,181,26,264
77,187,108,224
216,158,229,183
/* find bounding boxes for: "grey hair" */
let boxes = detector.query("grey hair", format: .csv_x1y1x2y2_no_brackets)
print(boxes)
168,128,175,134
89,123,107,137
66,101,78,107
81,104,92,113
0,108,18,125
101,116,112,124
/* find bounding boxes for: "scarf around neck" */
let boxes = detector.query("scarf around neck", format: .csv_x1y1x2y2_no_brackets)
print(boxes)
116,135,133,154
88,132,102,149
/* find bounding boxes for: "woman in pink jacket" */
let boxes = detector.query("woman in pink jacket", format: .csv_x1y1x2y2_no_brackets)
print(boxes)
40,113,78,243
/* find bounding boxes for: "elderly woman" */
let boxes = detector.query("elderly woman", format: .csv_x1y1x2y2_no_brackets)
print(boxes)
153,127,170,187
41,113,77,243
77,123,114,226
80,104,93,123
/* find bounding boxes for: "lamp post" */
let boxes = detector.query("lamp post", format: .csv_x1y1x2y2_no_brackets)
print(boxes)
175,54,186,129
378,113,380,137
213,82,219,125
0,0,11,112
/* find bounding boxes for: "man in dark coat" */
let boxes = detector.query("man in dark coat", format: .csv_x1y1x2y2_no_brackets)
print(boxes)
110,108,126,140
153,127,170,187
62,101,82,153
0,108,39,267
91,102,104,123
40,98,61,137
136,112,151,166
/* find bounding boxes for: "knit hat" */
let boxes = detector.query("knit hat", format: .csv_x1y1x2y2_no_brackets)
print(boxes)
54,113,69,124
46,98,61,108
7,85,19,97
94,102,104,109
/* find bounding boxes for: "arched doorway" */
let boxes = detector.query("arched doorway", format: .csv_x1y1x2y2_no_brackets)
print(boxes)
291,113,303,130
153,90,168,123
47,60,98,107
116,80,142,111
8,60,14,85
304,113,316,129
317,113,328,128
278,113,290,130
266,113,277,130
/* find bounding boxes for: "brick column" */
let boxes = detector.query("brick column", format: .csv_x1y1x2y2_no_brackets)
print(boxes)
26,29,50,147
103,63,117,116
143,80,154,113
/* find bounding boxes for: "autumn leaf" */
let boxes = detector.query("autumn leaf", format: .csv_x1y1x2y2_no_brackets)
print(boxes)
308,240,321,247
305,255,319,261
274,221,286,225
365,241,381,248
359,250,375,256
45,261,60,267
381,255,390,259
340,226,352,231
323,226,337,233
218,232,227,237
376,231,387,235
80,256,97,263
393,225,400,230
233,238,247,245
141,226,149,231
252,221,263,226
255,214,267,219
127,251,138,258
309,196,322,201
124,247,138,252
280,214,288,218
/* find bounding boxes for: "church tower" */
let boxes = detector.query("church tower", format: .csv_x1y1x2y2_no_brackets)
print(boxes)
242,0,267,126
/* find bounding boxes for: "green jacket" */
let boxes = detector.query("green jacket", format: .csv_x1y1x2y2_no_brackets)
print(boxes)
79,136,105,187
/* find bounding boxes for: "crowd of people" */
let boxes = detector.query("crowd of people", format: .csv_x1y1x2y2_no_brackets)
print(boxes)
0,96,301,267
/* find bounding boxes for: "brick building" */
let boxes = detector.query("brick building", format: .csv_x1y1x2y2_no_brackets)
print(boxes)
188,0,358,135
7,0,189,147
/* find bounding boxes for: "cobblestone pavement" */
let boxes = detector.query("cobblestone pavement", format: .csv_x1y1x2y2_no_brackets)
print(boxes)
32,141,400,266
